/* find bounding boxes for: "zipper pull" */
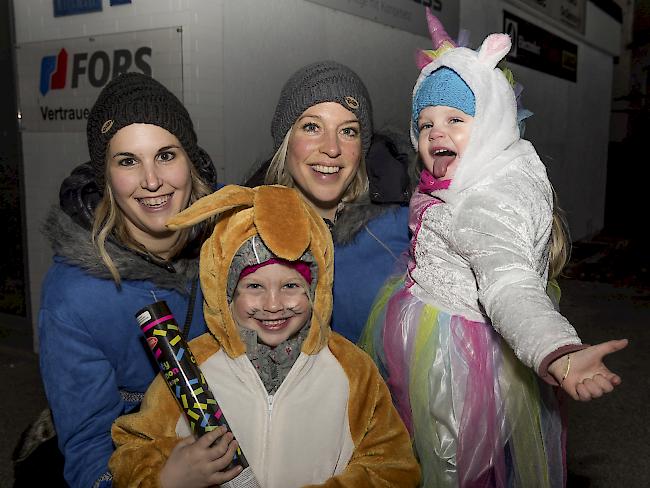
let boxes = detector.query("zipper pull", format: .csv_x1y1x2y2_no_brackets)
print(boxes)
267,395,274,415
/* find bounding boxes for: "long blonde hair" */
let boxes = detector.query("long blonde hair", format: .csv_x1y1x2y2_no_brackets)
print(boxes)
548,189,571,280
264,128,369,205
92,164,213,284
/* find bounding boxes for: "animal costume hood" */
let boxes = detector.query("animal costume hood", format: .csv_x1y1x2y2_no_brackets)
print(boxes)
168,184,334,357
411,34,520,202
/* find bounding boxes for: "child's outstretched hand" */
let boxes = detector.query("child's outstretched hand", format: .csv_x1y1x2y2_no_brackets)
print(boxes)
549,339,628,401
160,425,243,488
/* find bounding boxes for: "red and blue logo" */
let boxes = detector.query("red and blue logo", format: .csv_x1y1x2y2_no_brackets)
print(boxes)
39,46,152,96
40,48,68,96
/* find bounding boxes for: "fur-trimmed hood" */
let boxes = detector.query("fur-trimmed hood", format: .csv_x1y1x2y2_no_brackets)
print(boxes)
44,206,198,294
332,194,401,245
167,185,334,358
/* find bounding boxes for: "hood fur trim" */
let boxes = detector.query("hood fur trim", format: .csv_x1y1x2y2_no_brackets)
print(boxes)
332,195,402,246
43,206,197,293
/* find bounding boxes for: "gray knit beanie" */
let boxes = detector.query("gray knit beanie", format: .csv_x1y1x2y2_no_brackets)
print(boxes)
227,236,318,303
271,61,373,156
86,72,218,189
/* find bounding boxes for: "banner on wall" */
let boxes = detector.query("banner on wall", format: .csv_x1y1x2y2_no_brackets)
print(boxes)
514,0,585,34
16,27,183,132
504,10,578,82
305,0,459,38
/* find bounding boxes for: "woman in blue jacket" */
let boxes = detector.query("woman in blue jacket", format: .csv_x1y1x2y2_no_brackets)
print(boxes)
37,72,218,488
245,61,412,342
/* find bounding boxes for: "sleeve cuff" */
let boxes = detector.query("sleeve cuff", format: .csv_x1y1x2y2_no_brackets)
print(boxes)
538,344,590,385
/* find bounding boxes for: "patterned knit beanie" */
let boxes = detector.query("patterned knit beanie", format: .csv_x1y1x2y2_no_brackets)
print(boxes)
86,72,218,189
412,67,475,138
227,235,317,303
271,61,373,156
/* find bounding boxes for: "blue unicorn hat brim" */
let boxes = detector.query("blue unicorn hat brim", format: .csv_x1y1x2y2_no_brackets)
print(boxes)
412,67,476,137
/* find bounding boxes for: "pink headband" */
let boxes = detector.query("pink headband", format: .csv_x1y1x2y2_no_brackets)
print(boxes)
239,258,312,285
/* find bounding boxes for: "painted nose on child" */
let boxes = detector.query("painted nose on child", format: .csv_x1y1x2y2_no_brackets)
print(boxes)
262,289,284,313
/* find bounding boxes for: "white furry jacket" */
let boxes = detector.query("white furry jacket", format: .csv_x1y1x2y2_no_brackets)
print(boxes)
407,34,584,379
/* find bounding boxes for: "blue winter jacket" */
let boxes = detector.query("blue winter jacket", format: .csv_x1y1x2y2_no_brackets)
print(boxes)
39,208,207,488
332,205,410,342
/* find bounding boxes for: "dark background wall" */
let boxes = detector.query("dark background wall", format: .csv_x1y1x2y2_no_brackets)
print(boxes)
0,0,29,343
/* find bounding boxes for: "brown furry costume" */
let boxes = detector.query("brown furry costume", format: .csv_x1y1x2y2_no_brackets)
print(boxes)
109,185,420,487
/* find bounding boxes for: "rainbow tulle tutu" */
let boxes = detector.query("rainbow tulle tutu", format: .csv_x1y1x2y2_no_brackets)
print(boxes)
360,275,565,488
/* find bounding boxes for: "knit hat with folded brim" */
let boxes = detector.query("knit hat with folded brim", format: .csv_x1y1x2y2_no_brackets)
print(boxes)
227,235,318,303
86,72,218,189
271,61,373,156
412,66,475,138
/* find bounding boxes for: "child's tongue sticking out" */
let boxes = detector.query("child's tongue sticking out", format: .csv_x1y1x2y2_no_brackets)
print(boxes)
431,149,457,178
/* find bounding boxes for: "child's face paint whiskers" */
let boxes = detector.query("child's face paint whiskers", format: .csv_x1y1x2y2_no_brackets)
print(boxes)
233,264,312,347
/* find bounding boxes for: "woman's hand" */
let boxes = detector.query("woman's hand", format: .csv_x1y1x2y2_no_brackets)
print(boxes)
160,426,243,488
549,339,628,401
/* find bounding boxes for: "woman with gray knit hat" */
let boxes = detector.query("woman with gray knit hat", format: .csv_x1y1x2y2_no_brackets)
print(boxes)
246,60,412,342
31,72,218,488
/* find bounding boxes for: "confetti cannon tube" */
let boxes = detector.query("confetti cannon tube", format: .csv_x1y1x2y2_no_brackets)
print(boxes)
136,301,260,488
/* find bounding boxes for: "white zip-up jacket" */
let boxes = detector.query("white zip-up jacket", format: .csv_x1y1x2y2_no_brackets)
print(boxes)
408,34,584,378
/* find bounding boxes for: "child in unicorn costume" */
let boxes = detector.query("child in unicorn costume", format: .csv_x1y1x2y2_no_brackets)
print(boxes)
360,13,627,488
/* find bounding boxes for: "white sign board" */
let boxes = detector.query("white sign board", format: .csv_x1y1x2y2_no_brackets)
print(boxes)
306,0,459,38
16,27,183,132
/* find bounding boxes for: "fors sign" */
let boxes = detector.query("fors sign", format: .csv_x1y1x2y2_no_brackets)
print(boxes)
18,27,182,132
40,46,151,95
39,46,152,121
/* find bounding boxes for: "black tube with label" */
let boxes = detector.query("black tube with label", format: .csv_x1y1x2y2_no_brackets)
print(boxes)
136,300,260,487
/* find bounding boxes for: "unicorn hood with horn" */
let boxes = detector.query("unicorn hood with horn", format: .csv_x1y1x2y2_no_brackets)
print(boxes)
411,10,535,201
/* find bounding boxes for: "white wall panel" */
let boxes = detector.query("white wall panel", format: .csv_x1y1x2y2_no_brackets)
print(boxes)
221,0,426,183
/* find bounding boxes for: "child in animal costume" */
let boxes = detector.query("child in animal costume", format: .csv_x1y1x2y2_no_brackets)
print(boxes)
359,15,627,488
109,184,420,488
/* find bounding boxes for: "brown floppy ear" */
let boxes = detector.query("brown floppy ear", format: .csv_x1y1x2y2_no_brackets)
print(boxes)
167,185,255,230
254,185,311,261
